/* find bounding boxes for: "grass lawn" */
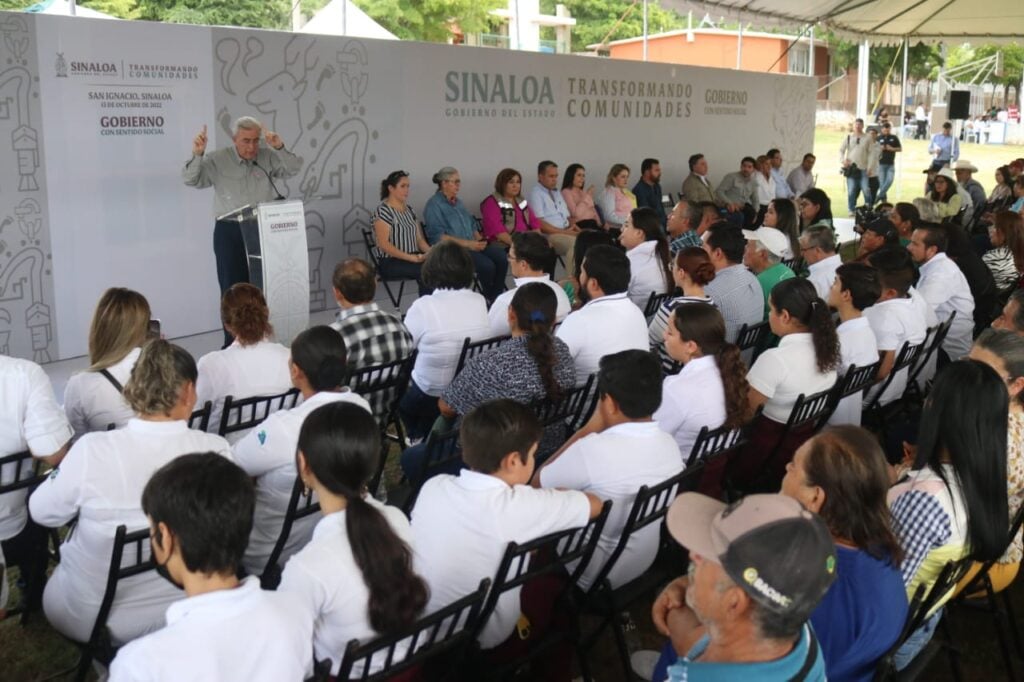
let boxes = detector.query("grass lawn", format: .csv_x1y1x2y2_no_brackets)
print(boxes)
811,127,1020,217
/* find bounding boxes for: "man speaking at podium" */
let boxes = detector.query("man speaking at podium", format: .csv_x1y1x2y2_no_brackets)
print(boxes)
182,116,303,300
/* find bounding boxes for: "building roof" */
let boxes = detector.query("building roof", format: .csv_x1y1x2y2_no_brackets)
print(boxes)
589,26,824,50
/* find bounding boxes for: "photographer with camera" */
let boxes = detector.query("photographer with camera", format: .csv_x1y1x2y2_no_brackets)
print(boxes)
839,118,875,215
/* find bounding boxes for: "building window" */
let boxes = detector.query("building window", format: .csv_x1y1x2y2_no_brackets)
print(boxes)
788,44,809,75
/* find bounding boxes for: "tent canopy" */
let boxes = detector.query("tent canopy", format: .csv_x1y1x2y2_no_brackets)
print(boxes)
662,0,1022,44
299,0,397,40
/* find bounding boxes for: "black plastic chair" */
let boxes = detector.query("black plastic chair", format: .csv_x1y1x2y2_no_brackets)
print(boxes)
470,502,612,681
781,256,805,273
643,291,673,320
392,428,463,516
362,228,415,309
260,476,321,590
73,525,157,682
330,579,491,682
0,450,51,623
686,422,747,468
735,320,770,361
188,400,212,431
905,311,955,404
454,334,511,378
218,388,301,439
530,375,597,459
863,340,927,439
577,466,704,679
825,360,883,428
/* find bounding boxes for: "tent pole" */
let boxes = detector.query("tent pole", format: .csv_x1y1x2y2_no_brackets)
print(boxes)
642,0,649,61
856,40,870,119
899,37,909,201
808,25,815,77
736,20,743,69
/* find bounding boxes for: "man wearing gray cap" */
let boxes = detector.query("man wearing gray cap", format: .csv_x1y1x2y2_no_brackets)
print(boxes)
647,493,836,681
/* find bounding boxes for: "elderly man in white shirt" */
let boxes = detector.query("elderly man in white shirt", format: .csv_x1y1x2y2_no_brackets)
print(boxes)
799,225,842,300
528,160,580,274
907,225,976,361
488,232,570,336
556,244,649,384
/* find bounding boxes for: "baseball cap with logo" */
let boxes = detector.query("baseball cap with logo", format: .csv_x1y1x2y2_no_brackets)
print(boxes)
666,493,837,618
742,227,790,258
864,219,900,244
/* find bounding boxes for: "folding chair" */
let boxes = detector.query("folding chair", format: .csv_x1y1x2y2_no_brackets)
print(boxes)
643,291,673,320
686,422,747,468
454,334,511,378
530,374,596,461
862,340,927,440
874,560,970,681
362,229,415,309
735,320,770,362
824,360,882,429
218,388,301,439
389,428,463,516
188,400,212,431
950,504,1024,680
260,476,321,589
470,502,611,681
781,256,805,273
661,193,675,213
905,311,955,405
73,525,157,682
577,466,705,679
0,450,51,624
328,579,491,682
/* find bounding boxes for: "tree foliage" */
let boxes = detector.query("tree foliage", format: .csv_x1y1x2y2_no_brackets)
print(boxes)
539,0,685,51
135,0,291,29
352,0,504,43
829,35,943,84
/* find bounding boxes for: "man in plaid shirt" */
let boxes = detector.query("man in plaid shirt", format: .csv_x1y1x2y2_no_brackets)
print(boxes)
330,258,413,417
668,200,716,254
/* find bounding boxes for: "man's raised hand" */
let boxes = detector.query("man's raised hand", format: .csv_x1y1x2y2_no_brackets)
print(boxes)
192,125,207,156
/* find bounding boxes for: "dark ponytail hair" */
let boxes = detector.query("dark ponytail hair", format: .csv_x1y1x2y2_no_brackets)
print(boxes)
769,278,840,373
675,246,716,286
510,283,563,401
630,207,673,292
672,302,749,428
298,402,428,633
379,170,409,201
290,326,348,391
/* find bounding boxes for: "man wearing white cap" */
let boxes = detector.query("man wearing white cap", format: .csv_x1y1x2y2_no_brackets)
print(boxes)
953,160,986,218
646,493,836,681
743,227,795,317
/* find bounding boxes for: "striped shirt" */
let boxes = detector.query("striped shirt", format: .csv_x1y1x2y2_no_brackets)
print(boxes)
372,202,422,259
648,295,715,373
983,246,1020,291
704,264,763,343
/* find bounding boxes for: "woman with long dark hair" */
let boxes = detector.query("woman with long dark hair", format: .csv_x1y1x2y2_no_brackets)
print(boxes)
929,169,963,221
763,198,801,259
560,163,602,231
889,359,1009,669
655,302,749,458
279,402,429,677
400,282,576,477
621,207,672,308
983,210,1024,290
232,325,372,576
800,188,834,230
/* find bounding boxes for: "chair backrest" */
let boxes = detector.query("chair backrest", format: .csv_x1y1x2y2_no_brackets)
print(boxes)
781,256,805,272
686,423,746,468
335,579,491,682
643,291,673,319
346,352,418,422
785,385,838,432
735,320,770,354
454,334,511,377
585,466,703,594
361,229,382,267
530,374,596,429
0,450,46,495
865,340,926,413
88,525,157,662
261,476,321,590
957,502,1024,599
475,501,612,640
188,401,212,432
908,311,955,389
837,361,883,401
402,429,463,515
218,388,302,437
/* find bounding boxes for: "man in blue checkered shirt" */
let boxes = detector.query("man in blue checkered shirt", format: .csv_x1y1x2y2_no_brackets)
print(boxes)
668,200,716,254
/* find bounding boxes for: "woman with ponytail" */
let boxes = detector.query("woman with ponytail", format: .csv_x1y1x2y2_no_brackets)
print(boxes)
648,247,717,372
732,278,840,490
654,302,749,459
621,206,673,308
233,326,372,576
279,402,428,677
195,283,292,443
400,283,575,477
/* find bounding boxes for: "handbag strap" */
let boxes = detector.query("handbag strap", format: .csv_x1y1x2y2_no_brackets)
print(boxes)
99,369,123,394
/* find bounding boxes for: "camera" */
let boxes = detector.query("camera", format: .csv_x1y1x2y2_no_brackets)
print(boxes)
853,205,884,234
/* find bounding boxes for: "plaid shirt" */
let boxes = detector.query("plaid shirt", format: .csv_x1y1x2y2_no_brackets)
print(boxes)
331,303,413,417
669,230,703,254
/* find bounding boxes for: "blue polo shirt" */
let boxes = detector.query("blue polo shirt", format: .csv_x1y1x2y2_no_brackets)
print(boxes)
633,179,667,226
423,191,478,244
667,623,825,681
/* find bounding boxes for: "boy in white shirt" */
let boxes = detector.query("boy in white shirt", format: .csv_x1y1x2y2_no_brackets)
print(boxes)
827,262,881,425
411,400,602,672
535,349,681,591
109,453,313,682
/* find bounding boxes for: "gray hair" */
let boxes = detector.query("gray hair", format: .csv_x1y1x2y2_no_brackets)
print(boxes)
682,200,703,226
432,166,459,188
802,225,836,253
975,328,1024,403
1009,291,1024,332
232,116,261,136
912,197,941,223
755,241,781,265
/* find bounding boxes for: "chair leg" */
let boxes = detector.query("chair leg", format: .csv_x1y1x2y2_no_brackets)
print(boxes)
383,279,401,308
610,611,635,682
397,280,406,307
986,579,1018,680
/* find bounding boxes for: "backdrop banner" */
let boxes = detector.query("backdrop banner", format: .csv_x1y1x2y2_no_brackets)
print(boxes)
0,11,814,362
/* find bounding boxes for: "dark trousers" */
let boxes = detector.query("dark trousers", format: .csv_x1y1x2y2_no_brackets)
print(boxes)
471,244,509,302
378,257,430,297
399,380,441,442
1,519,49,612
213,219,251,346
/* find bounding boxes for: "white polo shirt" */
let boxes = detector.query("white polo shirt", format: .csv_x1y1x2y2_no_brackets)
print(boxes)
28,419,232,644
108,577,313,682
404,288,491,395
806,254,842,301
626,241,670,309
488,276,571,337
232,390,371,576
62,347,141,437
917,253,975,360
864,297,928,406
279,499,413,676
556,292,649,384
746,333,837,423
0,355,73,541
195,339,294,444
411,470,590,649
654,355,727,458
539,421,680,591
829,317,880,426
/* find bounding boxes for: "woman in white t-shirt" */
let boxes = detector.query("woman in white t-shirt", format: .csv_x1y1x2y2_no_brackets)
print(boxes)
63,287,151,437
655,302,749,462
734,278,839,490
648,246,716,371
279,401,428,677
621,207,672,310
30,340,232,644
195,283,292,443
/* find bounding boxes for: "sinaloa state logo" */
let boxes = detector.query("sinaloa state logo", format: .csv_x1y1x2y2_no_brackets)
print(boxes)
55,53,68,78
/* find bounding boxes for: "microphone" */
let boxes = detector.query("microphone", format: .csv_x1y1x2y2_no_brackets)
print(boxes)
252,160,285,201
